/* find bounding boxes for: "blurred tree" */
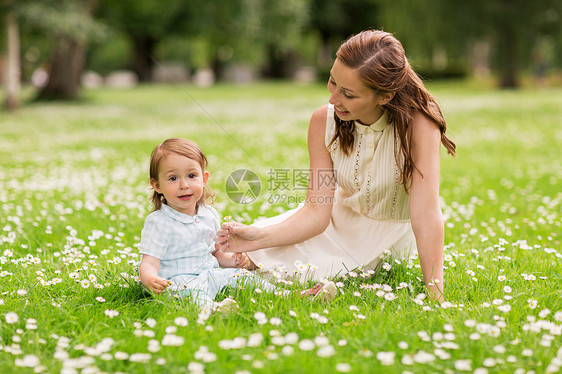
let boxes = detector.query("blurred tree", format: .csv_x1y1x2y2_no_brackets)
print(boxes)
187,0,247,80
309,0,381,76
439,0,561,88
98,0,192,82
2,0,21,110
378,0,562,88
174,0,310,79
21,0,105,100
373,0,468,79
251,0,310,79
490,0,560,88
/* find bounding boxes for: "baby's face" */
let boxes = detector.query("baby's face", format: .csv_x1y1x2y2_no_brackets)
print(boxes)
151,154,208,216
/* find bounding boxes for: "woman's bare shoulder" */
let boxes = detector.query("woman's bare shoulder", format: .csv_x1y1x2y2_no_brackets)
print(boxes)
308,104,332,157
411,110,441,144
309,104,329,133
310,104,329,124
411,110,439,130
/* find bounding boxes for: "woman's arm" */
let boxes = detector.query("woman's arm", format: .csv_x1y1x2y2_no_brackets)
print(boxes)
218,105,336,253
139,255,171,294
409,112,445,301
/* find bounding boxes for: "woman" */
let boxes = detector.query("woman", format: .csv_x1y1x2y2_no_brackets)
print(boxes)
216,30,455,299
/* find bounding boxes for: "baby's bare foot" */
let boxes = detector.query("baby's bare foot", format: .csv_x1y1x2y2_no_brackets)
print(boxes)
235,253,258,270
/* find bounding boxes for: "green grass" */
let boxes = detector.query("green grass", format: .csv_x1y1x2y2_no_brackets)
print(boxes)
0,81,561,373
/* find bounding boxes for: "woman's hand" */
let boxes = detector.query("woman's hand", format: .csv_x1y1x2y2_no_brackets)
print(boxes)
215,222,261,253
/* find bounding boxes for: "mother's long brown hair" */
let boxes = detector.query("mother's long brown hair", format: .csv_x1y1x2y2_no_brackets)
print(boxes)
331,30,456,189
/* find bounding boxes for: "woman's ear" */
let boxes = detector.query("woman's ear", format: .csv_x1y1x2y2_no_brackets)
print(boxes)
203,171,210,184
378,92,395,106
150,178,161,193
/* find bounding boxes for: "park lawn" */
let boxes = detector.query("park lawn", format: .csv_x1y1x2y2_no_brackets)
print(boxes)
0,81,560,373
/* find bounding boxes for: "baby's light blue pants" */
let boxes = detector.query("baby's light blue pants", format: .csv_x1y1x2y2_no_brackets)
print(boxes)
169,267,277,307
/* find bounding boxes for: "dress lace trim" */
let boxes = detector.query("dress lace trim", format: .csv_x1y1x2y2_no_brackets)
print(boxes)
353,133,364,190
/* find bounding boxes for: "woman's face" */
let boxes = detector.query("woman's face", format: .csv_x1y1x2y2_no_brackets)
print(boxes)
328,58,385,125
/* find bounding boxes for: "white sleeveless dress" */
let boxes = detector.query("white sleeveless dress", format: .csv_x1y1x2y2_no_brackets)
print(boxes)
247,104,416,280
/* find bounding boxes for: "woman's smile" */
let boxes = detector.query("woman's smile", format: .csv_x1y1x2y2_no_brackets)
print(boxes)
334,107,350,117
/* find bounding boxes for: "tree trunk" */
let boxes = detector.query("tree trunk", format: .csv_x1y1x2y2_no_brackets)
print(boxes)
130,35,156,82
497,27,518,88
262,45,299,79
36,0,99,101
211,56,226,82
36,36,88,101
496,0,519,89
4,11,20,111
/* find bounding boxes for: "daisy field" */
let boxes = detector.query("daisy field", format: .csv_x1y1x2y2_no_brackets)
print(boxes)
0,81,560,373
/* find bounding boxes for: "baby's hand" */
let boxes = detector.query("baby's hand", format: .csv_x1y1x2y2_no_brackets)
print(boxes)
234,253,251,269
146,276,171,295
